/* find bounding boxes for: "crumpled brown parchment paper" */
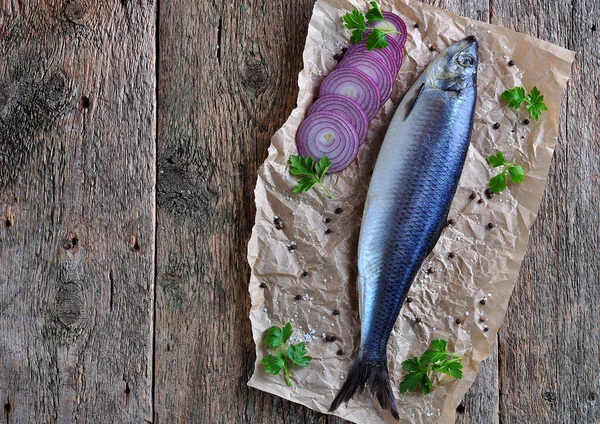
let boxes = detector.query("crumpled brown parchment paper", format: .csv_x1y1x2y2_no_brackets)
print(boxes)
246,0,575,422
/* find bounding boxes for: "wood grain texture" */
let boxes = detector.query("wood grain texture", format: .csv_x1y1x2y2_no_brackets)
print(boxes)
0,1,156,422
494,0,600,422
154,1,322,422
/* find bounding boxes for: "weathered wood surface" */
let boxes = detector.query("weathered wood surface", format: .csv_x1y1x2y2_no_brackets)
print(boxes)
1,0,598,423
0,0,156,423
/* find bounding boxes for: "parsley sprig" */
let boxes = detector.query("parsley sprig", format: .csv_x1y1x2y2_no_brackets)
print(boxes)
261,322,312,386
289,155,333,198
343,2,401,50
399,340,463,395
487,151,525,194
501,86,548,121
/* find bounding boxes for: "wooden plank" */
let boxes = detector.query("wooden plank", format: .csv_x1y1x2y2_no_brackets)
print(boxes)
154,0,324,422
493,0,600,422
0,1,156,422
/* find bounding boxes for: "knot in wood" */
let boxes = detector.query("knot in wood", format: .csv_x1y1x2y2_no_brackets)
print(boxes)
43,72,69,112
243,53,268,91
56,282,84,326
64,0,90,23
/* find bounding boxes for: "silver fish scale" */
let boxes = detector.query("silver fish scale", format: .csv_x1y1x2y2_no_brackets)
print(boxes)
358,87,476,360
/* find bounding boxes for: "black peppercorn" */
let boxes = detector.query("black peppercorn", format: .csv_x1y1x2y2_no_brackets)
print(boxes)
523,119,530,125
273,216,284,230
493,122,500,130
455,318,463,324
508,59,515,66
469,192,477,200
480,298,487,305
485,188,494,199
487,223,495,229
415,317,422,323
448,252,456,259
478,198,485,204
302,271,309,277
484,326,489,332
332,309,340,316
337,349,344,355
334,207,343,214
324,217,332,223
406,297,413,303
447,218,456,226
295,294,302,301
259,282,267,288
325,228,332,234
414,23,419,28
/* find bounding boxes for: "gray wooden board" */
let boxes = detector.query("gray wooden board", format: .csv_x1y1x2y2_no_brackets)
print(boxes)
0,1,156,423
1,0,598,423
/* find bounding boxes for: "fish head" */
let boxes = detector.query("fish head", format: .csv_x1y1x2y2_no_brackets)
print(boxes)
426,36,478,92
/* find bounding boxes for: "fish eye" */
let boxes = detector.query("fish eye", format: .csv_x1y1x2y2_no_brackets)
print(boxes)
457,54,474,67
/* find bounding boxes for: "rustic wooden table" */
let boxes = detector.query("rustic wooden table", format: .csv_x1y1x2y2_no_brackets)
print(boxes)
0,0,598,423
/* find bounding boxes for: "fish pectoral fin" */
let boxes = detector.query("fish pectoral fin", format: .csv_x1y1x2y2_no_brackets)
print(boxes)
399,82,425,121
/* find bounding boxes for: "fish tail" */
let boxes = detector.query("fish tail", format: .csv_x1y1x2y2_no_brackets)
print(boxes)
329,352,399,420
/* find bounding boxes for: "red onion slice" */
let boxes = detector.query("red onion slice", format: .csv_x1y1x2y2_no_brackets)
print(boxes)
337,54,395,104
385,36,404,71
344,41,399,76
308,94,369,144
295,111,360,173
319,68,382,120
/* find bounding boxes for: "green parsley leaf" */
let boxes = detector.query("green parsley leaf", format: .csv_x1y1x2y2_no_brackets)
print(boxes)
399,369,432,395
367,29,388,50
287,342,312,368
489,172,507,194
342,9,367,44
508,165,525,183
262,354,285,375
486,151,507,168
401,357,423,372
432,360,463,379
399,340,462,395
264,324,287,348
502,86,548,120
365,1,385,23
487,151,526,194
343,9,366,32
315,156,332,179
501,86,526,109
350,29,364,44
261,322,313,386
281,322,293,344
293,177,318,194
421,339,449,365
289,155,315,177
289,155,332,198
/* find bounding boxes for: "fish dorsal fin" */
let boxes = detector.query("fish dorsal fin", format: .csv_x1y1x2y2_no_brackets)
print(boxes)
399,82,425,121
